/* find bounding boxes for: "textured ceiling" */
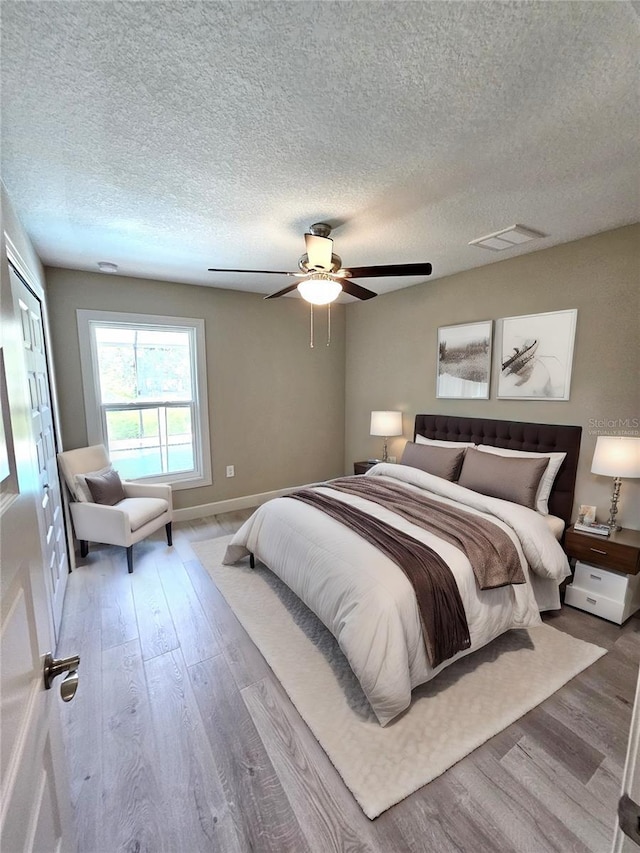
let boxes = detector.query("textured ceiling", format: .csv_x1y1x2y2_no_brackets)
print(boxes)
1,1,639,298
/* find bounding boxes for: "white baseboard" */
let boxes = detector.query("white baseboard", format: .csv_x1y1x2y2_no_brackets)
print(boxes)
173,484,311,522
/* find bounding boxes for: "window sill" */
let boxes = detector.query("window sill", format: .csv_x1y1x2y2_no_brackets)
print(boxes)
125,472,212,492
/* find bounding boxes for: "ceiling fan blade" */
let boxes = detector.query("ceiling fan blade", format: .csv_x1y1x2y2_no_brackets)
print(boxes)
264,282,301,300
343,262,432,279
304,233,333,271
340,279,377,300
208,268,298,276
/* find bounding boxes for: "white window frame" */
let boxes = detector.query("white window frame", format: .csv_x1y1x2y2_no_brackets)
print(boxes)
77,309,212,490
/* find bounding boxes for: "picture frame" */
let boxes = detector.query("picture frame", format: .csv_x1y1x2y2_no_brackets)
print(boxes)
437,321,493,399
497,309,577,400
577,504,597,524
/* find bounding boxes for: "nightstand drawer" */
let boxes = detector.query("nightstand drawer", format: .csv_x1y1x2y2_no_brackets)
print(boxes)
564,530,640,573
564,585,628,624
565,568,640,624
574,560,630,601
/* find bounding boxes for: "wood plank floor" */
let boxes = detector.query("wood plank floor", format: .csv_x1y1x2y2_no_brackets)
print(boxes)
56,511,640,853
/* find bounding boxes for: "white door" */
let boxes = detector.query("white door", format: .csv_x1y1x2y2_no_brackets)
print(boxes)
612,667,640,851
1,250,73,851
10,266,68,636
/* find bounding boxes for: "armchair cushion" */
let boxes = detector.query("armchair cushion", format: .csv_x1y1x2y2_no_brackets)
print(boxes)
118,497,170,531
85,467,126,506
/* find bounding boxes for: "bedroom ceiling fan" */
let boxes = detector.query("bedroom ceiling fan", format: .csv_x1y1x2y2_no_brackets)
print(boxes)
208,223,433,305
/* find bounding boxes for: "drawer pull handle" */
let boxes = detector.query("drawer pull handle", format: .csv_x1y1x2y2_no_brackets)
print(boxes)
589,574,602,580
586,596,597,604
590,548,608,555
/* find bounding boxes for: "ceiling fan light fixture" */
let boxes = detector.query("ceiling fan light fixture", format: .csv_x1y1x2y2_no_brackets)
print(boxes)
297,273,343,305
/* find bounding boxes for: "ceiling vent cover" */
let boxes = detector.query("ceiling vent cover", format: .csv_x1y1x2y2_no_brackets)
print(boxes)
469,225,546,251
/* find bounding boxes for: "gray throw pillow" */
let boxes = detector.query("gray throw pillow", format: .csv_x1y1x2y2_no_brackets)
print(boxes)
400,442,466,481
458,447,548,509
85,467,126,506
74,464,113,502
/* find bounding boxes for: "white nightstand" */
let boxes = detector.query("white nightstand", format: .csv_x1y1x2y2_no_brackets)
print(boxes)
565,560,640,624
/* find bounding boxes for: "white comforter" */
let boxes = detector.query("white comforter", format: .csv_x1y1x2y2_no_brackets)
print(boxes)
223,463,571,725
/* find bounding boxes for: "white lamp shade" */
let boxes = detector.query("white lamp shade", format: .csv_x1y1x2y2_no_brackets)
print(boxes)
297,276,343,305
370,410,403,437
591,436,640,478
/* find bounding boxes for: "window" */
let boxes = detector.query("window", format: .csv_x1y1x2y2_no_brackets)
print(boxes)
77,310,211,489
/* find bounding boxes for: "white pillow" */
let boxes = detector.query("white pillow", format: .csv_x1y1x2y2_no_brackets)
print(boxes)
475,445,566,515
74,465,114,502
415,435,476,449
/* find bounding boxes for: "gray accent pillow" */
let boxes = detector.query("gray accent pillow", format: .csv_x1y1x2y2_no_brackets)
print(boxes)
85,467,126,506
458,447,548,509
74,464,113,502
400,442,466,481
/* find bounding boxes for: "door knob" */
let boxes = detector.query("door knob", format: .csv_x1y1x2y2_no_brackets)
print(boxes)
43,652,80,702
60,669,79,702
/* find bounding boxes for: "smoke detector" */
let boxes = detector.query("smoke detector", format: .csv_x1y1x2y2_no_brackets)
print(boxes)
469,225,546,251
97,261,119,273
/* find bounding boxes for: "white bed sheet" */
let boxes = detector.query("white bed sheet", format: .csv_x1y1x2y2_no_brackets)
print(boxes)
224,463,571,725
544,513,566,541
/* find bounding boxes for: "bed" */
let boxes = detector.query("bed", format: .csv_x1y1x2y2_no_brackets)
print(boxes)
224,414,582,726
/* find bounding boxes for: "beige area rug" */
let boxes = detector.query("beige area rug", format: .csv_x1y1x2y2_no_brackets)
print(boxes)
194,535,607,819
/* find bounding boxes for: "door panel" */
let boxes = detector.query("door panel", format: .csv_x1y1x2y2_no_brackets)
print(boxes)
0,581,38,782
0,445,68,853
13,273,68,637
28,738,64,853
1,255,71,852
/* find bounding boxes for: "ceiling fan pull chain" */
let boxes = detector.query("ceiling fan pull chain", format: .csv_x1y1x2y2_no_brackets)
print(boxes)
327,302,331,347
310,304,314,348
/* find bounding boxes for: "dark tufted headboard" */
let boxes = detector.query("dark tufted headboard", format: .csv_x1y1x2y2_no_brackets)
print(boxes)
414,414,582,528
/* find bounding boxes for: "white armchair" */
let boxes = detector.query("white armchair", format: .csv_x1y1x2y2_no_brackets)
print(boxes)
57,445,173,573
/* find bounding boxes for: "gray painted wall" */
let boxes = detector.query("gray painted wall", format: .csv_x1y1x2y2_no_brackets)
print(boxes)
45,269,346,511
45,225,639,527
345,225,639,529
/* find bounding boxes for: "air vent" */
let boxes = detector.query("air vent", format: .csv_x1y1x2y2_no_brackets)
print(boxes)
469,225,546,251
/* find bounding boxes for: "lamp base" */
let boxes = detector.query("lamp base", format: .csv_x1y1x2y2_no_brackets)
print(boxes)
605,477,622,531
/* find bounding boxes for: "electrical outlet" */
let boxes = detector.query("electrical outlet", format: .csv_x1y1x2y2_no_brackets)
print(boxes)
388,455,397,464
226,465,235,477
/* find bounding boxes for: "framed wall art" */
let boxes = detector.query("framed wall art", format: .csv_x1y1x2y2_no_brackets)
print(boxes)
497,309,577,400
437,320,493,399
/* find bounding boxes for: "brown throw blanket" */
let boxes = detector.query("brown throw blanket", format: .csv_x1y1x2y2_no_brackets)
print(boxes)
326,476,525,589
287,489,471,668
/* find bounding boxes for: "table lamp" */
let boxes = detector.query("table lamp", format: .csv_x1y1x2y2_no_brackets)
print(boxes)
590,436,640,530
370,411,403,463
